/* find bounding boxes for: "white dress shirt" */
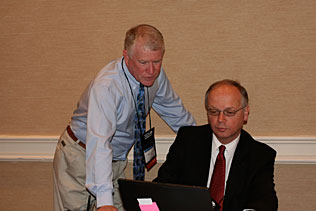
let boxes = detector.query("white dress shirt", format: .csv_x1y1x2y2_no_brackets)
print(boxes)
207,133,240,193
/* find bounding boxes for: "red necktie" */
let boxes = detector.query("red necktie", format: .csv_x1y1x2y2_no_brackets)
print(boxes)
210,145,226,211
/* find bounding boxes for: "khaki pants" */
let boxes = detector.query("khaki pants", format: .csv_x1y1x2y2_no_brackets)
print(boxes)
53,127,127,211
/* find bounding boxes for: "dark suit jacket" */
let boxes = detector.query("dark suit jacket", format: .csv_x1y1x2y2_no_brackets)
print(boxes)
153,124,278,211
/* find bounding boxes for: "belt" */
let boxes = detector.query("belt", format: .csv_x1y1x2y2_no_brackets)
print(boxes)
66,125,86,149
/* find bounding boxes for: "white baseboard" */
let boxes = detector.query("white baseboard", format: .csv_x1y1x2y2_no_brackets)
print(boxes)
0,136,316,164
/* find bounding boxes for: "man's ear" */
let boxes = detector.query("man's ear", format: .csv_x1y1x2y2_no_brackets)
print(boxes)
123,50,129,65
243,106,250,125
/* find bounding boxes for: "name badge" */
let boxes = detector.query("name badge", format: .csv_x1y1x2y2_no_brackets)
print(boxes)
141,127,157,171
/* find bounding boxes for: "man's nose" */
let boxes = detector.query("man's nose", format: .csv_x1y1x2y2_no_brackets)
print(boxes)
217,112,226,122
147,63,155,74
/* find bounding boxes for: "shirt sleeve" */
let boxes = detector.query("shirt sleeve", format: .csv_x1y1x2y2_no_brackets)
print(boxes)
152,69,196,132
85,79,118,207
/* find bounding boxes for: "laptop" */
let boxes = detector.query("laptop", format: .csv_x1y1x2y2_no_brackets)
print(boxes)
118,178,214,211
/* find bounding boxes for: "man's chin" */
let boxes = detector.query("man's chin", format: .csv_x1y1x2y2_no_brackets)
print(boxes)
142,80,155,87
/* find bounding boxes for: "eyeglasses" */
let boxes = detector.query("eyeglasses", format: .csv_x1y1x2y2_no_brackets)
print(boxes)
207,106,247,117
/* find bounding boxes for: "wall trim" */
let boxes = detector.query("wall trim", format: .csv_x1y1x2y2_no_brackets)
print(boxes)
0,136,316,164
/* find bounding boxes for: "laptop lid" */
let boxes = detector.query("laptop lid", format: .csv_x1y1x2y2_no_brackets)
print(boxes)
118,178,214,211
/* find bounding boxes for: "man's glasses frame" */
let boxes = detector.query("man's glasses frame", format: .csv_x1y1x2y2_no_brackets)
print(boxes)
207,105,247,117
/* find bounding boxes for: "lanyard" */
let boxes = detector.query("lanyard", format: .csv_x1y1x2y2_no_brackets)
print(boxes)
121,58,152,130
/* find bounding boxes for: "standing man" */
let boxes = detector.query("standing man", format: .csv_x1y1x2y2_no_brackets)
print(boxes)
53,24,196,211
154,79,278,211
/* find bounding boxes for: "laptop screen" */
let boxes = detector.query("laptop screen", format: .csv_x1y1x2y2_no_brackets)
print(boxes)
118,178,214,211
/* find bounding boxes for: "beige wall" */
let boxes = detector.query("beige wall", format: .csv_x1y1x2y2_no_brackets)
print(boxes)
1,0,315,136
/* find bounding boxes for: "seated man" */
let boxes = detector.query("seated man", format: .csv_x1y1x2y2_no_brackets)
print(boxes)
154,79,278,211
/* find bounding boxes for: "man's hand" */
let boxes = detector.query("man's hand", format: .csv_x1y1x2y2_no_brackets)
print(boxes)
97,205,118,211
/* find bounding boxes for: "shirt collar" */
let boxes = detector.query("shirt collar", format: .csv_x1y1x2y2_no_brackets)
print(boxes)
212,133,240,155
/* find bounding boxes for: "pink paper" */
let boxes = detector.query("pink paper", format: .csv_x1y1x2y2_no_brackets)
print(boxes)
139,202,160,211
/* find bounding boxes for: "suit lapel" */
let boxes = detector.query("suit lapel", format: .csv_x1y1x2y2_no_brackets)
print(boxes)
193,125,213,187
224,131,250,201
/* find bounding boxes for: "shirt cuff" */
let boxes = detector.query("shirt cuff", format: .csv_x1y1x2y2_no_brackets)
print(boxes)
96,190,114,208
